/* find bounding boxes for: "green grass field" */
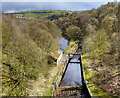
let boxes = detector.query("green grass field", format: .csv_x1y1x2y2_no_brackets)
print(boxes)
14,10,72,19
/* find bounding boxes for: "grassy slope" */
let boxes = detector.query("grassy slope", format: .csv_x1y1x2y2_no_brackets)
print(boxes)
82,55,109,96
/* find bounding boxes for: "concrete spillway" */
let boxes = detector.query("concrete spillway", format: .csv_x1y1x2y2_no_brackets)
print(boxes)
54,48,91,97
60,54,82,87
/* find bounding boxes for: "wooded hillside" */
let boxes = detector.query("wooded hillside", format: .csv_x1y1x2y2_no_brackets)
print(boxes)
2,14,61,95
53,2,119,96
1,2,119,96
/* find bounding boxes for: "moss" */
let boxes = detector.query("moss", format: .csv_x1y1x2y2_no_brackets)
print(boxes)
51,76,57,83
43,86,53,96
64,41,77,53
43,75,57,96
82,55,110,96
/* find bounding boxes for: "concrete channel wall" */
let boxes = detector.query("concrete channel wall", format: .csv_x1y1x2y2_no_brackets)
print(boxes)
52,44,79,96
52,42,92,96
80,56,93,96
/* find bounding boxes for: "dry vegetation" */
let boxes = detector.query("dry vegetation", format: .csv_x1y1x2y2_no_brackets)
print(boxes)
1,2,119,96
2,14,61,96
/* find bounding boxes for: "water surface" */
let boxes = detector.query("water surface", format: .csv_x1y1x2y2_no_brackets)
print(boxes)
58,38,68,51
60,53,82,87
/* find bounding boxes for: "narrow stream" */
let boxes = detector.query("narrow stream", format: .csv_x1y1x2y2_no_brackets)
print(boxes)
58,37,69,51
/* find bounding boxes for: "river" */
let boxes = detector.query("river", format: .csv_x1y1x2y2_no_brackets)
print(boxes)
58,37,69,51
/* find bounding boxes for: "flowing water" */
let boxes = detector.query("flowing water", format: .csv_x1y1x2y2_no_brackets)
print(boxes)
58,38,69,51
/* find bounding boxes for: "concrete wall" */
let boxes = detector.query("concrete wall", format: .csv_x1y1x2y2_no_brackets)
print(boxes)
53,44,79,96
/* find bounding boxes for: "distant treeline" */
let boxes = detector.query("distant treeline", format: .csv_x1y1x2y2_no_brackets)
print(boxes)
13,11,53,14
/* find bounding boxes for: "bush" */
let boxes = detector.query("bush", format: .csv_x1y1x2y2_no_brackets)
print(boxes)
66,25,81,40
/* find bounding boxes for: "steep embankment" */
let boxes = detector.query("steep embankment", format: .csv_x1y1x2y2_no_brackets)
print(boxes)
2,14,62,96
53,2,119,96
